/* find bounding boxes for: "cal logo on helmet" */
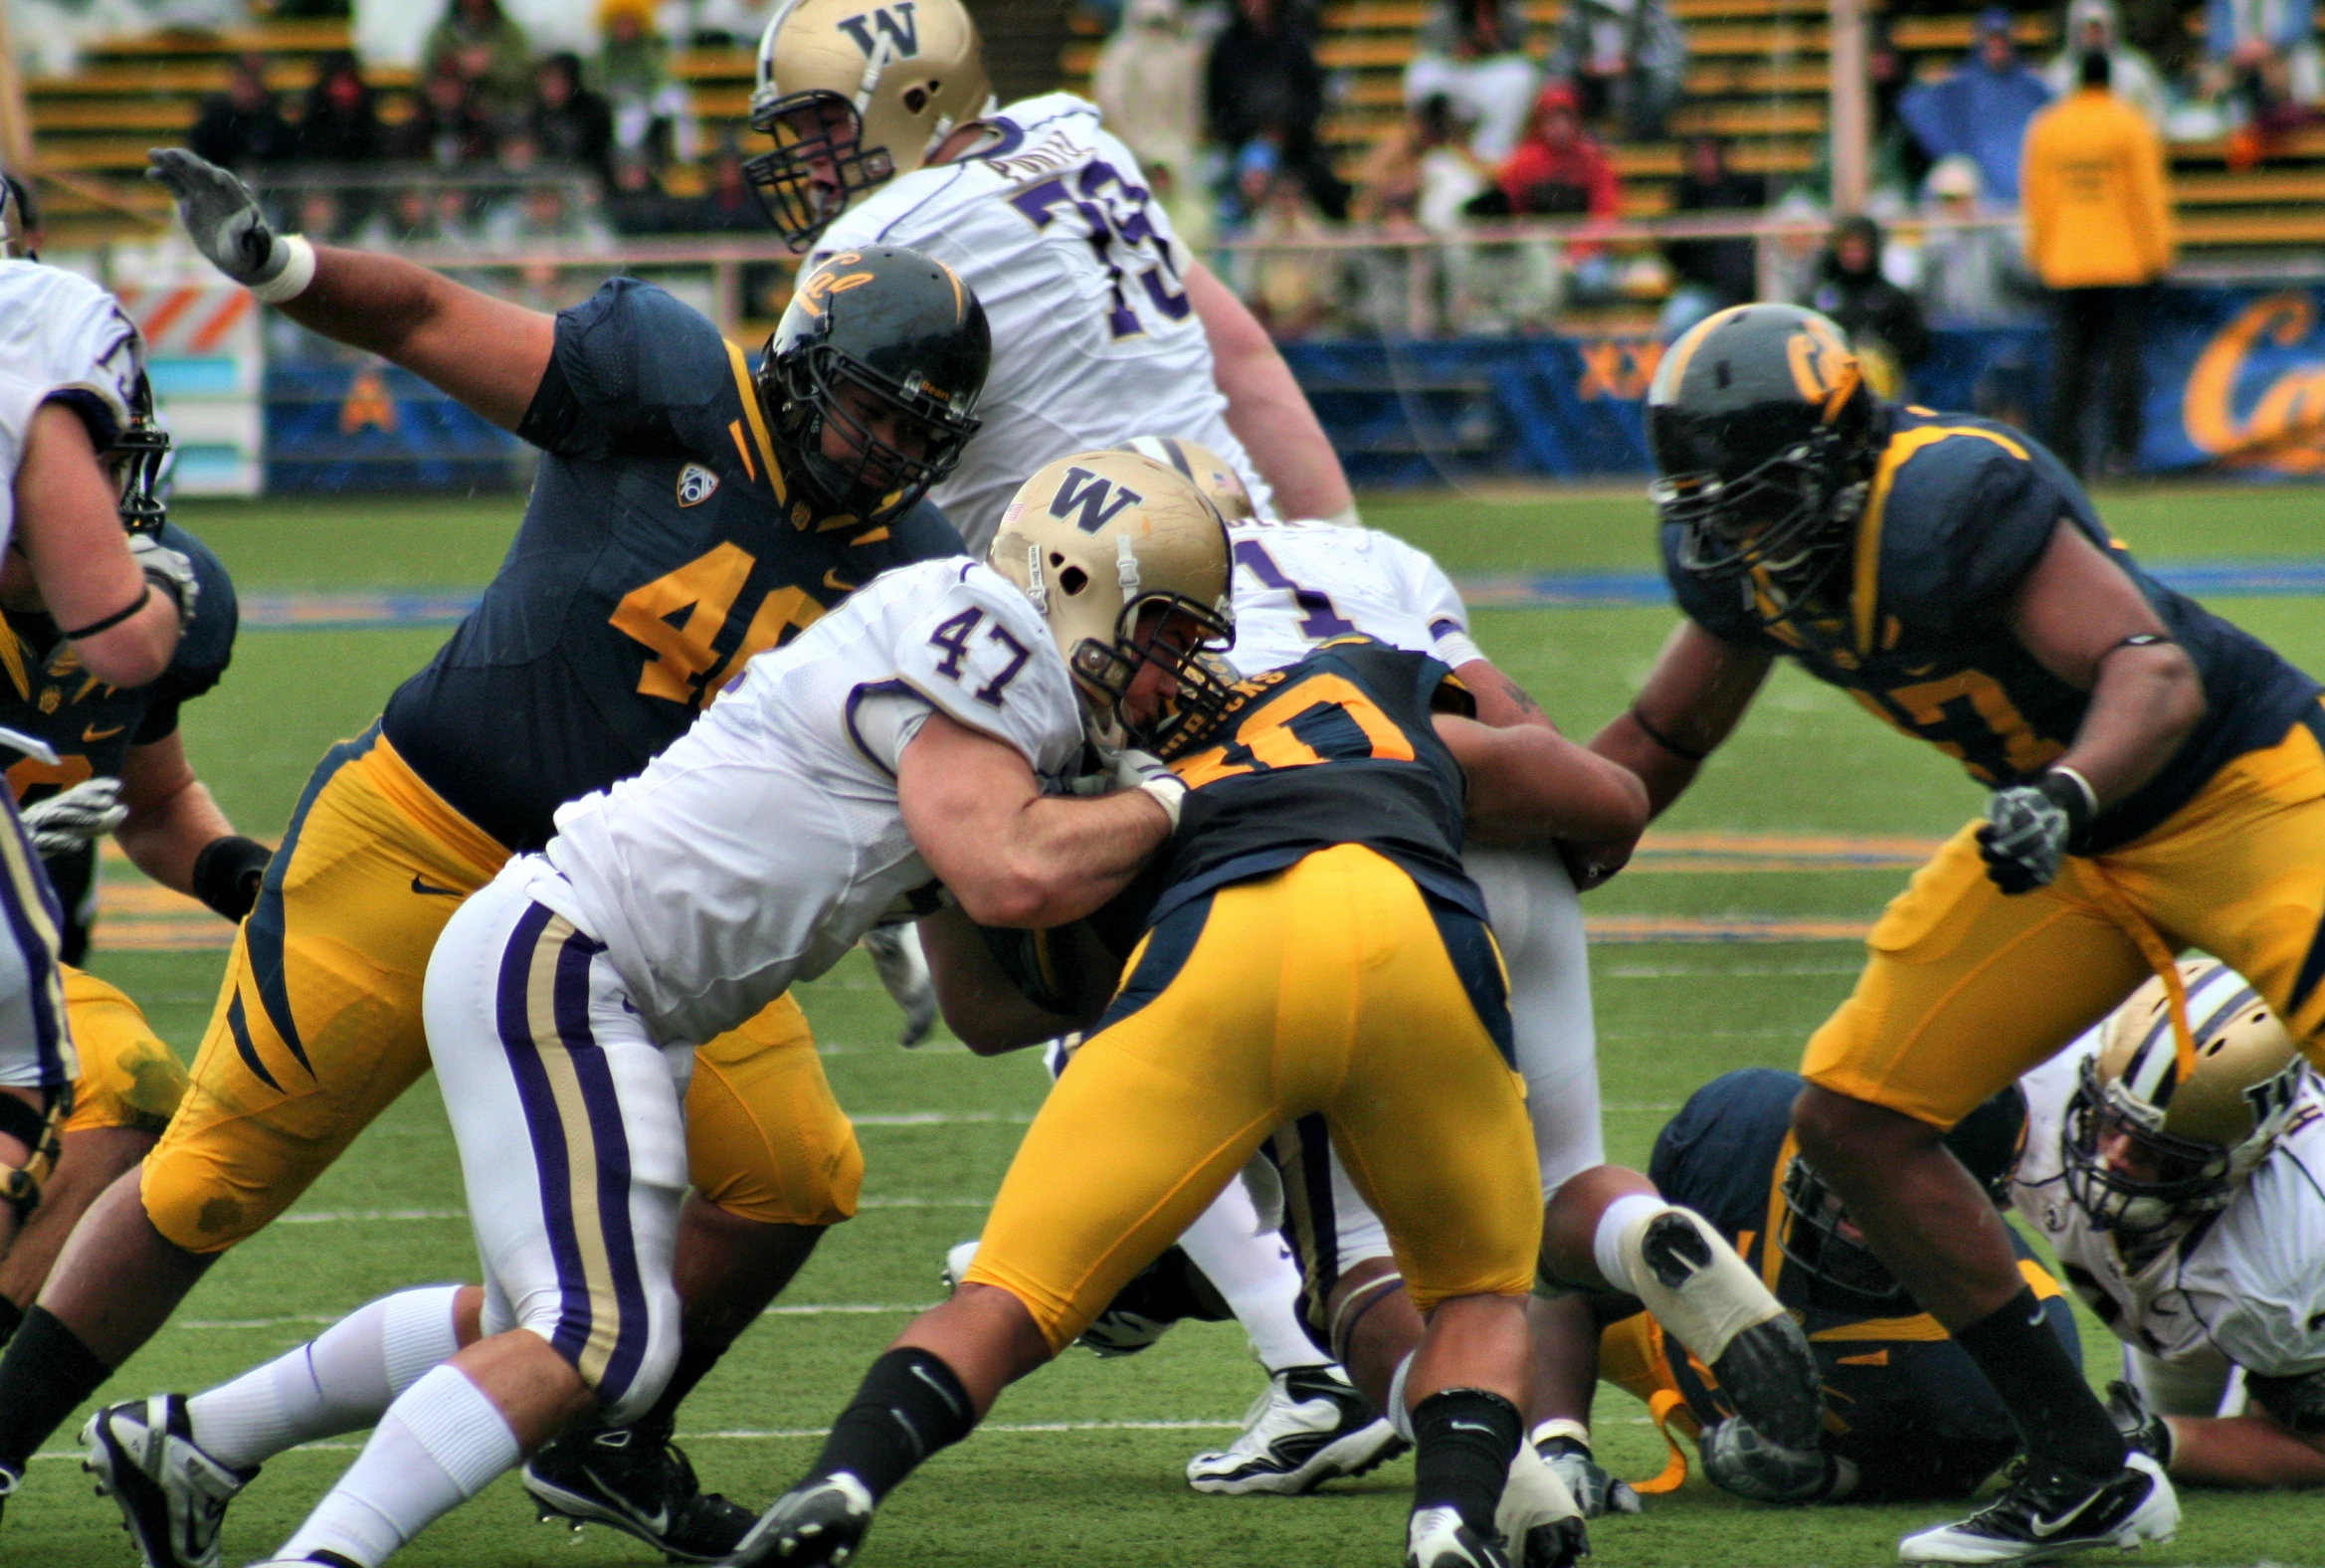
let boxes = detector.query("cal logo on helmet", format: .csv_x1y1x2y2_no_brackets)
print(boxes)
677,463,721,507
1050,466,1144,533
1785,316,1861,420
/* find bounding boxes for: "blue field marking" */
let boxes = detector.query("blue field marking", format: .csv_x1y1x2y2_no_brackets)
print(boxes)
236,560,2325,632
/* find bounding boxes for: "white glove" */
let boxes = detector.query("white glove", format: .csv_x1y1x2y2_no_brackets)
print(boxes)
21,777,127,858
860,923,937,1048
128,532,200,629
1074,745,1187,831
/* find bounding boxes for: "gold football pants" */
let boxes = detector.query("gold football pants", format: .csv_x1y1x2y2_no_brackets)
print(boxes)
1805,706,2325,1126
964,844,1542,1352
141,725,860,1254
61,967,188,1137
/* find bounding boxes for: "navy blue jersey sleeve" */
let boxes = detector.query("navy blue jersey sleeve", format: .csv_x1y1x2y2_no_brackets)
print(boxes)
878,497,968,564
1647,1068,1802,1239
138,525,238,719
1878,434,2063,639
516,279,733,461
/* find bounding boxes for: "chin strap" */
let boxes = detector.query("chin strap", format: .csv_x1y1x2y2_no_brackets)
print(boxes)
0,1083,72,1223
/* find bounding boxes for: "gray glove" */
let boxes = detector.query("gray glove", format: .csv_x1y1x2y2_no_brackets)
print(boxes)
1976,771,2093,894
860,923,937,1048
21,777,127,859
1538,1436,1643,1518
1698,1417,1849,1503
129,531,200,629
1072,744,1187,830
145,147,292,288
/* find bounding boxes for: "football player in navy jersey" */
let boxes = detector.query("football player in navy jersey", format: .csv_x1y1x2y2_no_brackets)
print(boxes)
1596,301,2325,1561
0,147,986,1563
1593,1069,2078,1507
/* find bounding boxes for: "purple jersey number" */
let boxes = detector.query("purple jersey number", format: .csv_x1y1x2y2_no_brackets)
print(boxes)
1234,539,1357,640
1009,160,1192,342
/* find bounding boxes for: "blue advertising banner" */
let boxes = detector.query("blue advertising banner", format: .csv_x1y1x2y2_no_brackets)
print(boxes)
266,362,525,493
2145,288,2325,477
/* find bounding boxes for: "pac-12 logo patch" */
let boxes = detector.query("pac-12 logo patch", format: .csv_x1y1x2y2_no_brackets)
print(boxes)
677,464,721,507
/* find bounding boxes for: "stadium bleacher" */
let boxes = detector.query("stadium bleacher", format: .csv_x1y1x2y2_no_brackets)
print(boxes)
16,2,2325,255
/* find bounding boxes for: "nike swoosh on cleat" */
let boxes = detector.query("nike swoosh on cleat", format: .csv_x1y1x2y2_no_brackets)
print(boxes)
2029,1492,2102,1538
410,876,464,897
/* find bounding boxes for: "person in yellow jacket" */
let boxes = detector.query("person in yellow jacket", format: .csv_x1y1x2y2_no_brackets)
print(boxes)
2021,49,2177,477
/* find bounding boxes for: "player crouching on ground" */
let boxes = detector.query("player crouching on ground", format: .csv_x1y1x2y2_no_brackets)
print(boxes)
1591,1069,2077,1506
0,376,264,1348
2014,959,2325,1490
129,451,1211,1568
731,461,1648,1568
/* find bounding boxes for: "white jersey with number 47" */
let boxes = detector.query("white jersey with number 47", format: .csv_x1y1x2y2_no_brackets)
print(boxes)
0,260,144,554
537,556,1084,1045
811,94,1275,555
1226,517,1485,677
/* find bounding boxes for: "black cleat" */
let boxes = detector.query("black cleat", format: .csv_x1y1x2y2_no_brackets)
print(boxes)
726,1472,875,1568
1897,1454,2179,1563
521,1416,754,1564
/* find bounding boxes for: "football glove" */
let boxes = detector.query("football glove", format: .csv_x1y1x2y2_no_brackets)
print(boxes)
1976,770,2095,894
145,148,302,293
1537,1435,1642,1518
861,924,937,1048
21,778,126,859
1697,1417,1850,1503
2104,1379,2175,1466
1073,744,1187,832
128,531,200,629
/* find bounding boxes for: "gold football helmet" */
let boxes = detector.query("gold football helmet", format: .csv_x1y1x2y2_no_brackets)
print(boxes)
989,450,1235,750
1110,436,1258,524
747,0,991,247
2064,958,2311,1234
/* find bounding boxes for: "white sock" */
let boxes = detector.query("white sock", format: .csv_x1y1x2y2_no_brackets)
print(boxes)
1386,1350,1417,1443
1591,1193,1669,1295
1179,1179,1329,1372
189,1285,465,1470
277,1364,519,1568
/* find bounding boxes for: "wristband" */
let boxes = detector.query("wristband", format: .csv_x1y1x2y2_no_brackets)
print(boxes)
1629,703,1707,763
191,834,272,922
1137,773,1186,832
61,583,150,642
1530,1418,1592,1451
252,234,317,304
2045,765,2099,825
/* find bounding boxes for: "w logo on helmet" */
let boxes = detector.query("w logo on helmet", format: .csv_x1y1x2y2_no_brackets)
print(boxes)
837,2,920,58
1786,320,1861,423
1050,467,1144,532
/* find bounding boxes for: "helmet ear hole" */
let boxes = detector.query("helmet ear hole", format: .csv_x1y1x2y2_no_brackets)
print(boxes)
904,86,928,112
1059,566,1088,595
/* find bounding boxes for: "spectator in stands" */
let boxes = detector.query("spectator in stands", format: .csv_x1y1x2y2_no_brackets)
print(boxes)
190,54,293,172
1095,0,1205,185
596,0,699,165
670,138,767,232
1544,0,1688,142
1356,94,1468,224
2023,50,2174,474
485,177,615,253
423,0,535,118
1915,154,2038,325
1898,8,2052,202
1809,215,1930,391
392,56,497,167
531,53,616,187
1206,0,1350,220
1231,160,1340,339
2202,0,2322,164
294,188,350,244
2045,0,2168,126
1403,0,1538,161
291,51,385,165
1495,82,1621,219
606,151,678,234
1659,133,1764,338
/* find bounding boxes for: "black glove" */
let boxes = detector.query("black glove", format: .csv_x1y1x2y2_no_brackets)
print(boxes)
1976,770,2095,894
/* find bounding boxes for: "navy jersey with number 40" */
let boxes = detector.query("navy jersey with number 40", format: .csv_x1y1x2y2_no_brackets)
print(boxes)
1665,408,2322,852
380,280,964,852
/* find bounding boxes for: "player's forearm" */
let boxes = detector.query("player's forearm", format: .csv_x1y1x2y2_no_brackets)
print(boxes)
918,908,1089,1055
1588,623,1771,816
2053,644,2206,809
1444,716,1650,847
1454,658,1558,732
1186,261,1354,519
278,247,552,432
964,792,1169,930
115,778,236,898
2163,1415,2325,1488
1588,710,1700,819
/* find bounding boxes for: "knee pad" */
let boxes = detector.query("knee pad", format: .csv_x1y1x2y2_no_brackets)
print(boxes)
0,1084,71,1222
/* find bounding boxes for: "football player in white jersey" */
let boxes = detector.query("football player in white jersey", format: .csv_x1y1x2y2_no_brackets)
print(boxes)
2013,959,2325,1489
0,192,198,1326
746,0,1353,554
102,452,1219,1568
929,439,1826,1523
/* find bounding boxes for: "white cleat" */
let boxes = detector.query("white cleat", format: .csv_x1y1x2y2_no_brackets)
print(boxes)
1898,1453,2179,1564
1186,1364,1405,1494
1407,1504,1512,1568
1622,1206,1825,1450
1496,1439,1589,1568
83,1394,254,1568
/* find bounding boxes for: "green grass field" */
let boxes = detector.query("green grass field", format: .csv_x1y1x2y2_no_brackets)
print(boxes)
13,484,2325,1568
